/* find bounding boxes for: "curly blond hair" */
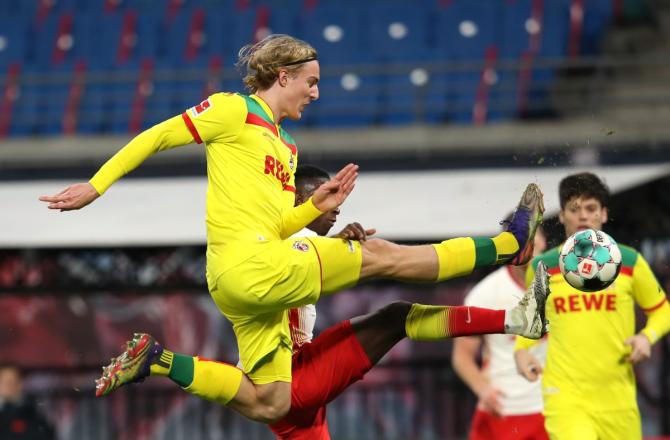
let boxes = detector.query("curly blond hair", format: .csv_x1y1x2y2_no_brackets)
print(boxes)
237,34,318,93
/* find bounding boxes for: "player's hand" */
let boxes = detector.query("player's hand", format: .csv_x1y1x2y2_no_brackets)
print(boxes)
514,349,542,382
333,222,376,241
477,385,505,417
624,334,652,364
312,163,358,213
39,182,100,211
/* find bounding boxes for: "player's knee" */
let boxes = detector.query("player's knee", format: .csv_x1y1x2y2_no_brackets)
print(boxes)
255,402,290,424
252,386,291,424
376,301,412,328
249,400,290,424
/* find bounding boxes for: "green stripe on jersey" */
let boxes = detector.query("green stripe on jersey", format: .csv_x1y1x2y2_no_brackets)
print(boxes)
279,127,296,145
239,93,273,125
619,244,638,268
533,247,561,271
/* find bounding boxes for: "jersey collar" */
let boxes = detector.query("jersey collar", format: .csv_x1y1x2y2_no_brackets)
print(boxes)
250,94,277,126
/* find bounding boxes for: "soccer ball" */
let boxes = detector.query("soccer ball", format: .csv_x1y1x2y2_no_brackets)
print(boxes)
559,229,622,292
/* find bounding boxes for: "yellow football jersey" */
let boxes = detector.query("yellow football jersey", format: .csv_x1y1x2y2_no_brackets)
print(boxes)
90,93,322,279
182,93,322,276
520,245,668,413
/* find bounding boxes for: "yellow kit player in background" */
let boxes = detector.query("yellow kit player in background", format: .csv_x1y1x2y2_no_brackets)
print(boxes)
515,172,670,440
40,34,547,424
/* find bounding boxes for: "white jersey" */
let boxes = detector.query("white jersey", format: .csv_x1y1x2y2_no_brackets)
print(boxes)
464,266,547,416
288,228,318,347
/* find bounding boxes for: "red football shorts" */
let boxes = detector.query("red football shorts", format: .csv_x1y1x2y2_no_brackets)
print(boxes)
469,408,549,440
269,320,373,439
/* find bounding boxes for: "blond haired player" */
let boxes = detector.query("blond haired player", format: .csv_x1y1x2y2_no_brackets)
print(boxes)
41,34,548,424
515,172,670,440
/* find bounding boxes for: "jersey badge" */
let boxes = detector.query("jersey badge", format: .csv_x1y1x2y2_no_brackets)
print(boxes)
293,240,310,252
190,98,211,117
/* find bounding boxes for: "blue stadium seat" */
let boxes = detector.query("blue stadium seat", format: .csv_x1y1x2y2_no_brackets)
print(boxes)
8,68,41,136
78,76,114,134
300,6,369,64
361,5,435,124
11,66,69,136
309,69,381,127
0,0,619,135
0,19,27,69
581,0,613,55
434,1,500,123
366,6,432,62
496,0,570,119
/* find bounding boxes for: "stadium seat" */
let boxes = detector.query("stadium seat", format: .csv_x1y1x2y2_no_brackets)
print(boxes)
300,6,368,64
0,19,27,70
434,1,500,123
581,0,613,55
0,0,619,135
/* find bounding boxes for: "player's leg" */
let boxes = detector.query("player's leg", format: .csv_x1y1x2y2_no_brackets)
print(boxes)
468,408,496,440
357,183,544,283
348,301,410,364
595,409,642,440
495,413,549,440
273,265,551,427
349,301,516,365
270,405,330,440
544,411,598,440
95,333,292,423
268,322,370,439
350,261,550,365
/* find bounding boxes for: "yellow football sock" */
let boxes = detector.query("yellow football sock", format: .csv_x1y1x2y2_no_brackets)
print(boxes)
183,356,243,405
405,304,505,340
491,231,520,263
432,233,520,282
405,304,453,340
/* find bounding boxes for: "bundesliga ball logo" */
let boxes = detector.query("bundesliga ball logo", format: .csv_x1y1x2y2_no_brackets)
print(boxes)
559,229,622,292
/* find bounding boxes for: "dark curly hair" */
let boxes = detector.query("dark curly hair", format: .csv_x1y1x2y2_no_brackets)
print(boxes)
559,172,610,209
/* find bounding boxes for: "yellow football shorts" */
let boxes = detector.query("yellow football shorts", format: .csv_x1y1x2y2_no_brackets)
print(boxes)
544,407,641,440
207,236,362,383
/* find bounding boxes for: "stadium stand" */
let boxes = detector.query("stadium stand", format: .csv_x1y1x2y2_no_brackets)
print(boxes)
0,0,616,135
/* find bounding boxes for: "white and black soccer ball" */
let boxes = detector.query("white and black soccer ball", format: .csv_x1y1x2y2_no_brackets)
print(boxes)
559,229,622,292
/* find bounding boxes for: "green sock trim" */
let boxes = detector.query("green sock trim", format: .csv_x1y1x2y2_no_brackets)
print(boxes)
169,353,194,388
473,237,497,268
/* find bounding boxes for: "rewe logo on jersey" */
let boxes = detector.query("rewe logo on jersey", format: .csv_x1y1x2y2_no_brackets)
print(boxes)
264,155,290,186
554,293,616,314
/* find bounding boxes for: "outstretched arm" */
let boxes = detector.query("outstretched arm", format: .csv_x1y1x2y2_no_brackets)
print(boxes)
39,115,194,211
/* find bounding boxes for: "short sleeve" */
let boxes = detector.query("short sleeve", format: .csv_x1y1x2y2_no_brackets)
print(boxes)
181,92,247,144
